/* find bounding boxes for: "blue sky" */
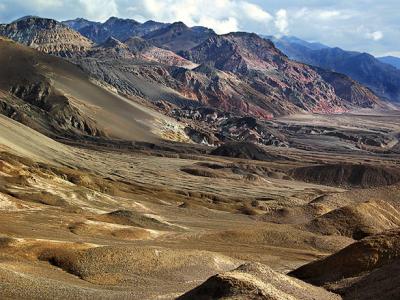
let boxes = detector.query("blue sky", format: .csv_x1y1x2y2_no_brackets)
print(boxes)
0,0,398,56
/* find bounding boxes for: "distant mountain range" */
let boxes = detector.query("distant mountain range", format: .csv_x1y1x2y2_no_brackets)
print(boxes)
378,56,400,70
269,35,400,102
62,17,215,51
0,16,393,146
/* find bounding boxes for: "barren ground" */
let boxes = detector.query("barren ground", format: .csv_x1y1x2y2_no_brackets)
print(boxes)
1,111,400,299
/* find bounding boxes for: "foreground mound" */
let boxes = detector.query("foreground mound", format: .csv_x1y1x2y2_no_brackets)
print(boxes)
178,262,340,300
40,245,239,286
307,200,400,239
290,229,400,286
291,164,400,187
210,142,282,161
337,259,400,300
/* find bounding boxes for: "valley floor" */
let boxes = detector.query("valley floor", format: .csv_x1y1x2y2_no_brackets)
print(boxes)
1,112,400,299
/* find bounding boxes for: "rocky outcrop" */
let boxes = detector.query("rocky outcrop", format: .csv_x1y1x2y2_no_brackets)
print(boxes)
1,82,101,138
144,22,215,52
210,142,285,161
179,262,340,300
290,229,400,286
0,38,103,138
0,17,92,57
291,164,400,188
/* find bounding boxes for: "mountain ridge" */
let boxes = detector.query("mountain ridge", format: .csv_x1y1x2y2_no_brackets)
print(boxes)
271,35,400,102
0,16,390,123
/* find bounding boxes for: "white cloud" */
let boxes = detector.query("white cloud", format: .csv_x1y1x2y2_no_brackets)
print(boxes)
78,0,118,21
0,4,6,12
198,16,239,34
318,10,341,20
240,2,272,22
126,0,272,34
366,30,383,41
294,8,353,21
275,9,288,35
34,0,63,9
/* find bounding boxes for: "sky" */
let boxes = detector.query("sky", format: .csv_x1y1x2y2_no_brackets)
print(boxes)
0,0,398,57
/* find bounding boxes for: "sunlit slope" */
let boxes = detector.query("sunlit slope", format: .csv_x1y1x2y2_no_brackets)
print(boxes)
0,38,181,142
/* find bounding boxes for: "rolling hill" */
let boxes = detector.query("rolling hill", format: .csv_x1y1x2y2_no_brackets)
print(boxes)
0,37,181,142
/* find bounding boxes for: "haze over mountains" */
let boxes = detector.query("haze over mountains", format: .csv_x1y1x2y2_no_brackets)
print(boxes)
270,35,400,102
1,12,400,300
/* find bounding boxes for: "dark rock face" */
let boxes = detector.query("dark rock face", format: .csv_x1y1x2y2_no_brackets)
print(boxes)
0,83,101,138
143,22,216,52
0,17,92,57
210,142,284,161
291,164,400,188
272,36,400,103
0,38,102,138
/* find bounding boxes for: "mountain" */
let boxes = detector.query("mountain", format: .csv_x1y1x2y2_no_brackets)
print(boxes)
181,32,383,115
270,36,400,102
77,17,139,43
143,22,216,52
0,16,92,57
85,36,136,60
62,18,100,31
64,17,168,44
378,56,400,70
124,37,198,68
0,37,177,142
313,67,384,108
267,35,329,51
1,17,385,119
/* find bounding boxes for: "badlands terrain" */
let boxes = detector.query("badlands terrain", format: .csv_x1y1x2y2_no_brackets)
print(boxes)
0,16,400,299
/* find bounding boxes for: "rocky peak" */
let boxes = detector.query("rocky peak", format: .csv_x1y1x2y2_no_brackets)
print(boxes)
0,16,92,57
181,32,285,74
144,22,215,52
8,16,61,30
76,17,142,44
62,18,99,31
103,17,140,28
144,22,189,40
167,21,189,32
87,36,134,60
124,36,152,52
100,36,125,48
